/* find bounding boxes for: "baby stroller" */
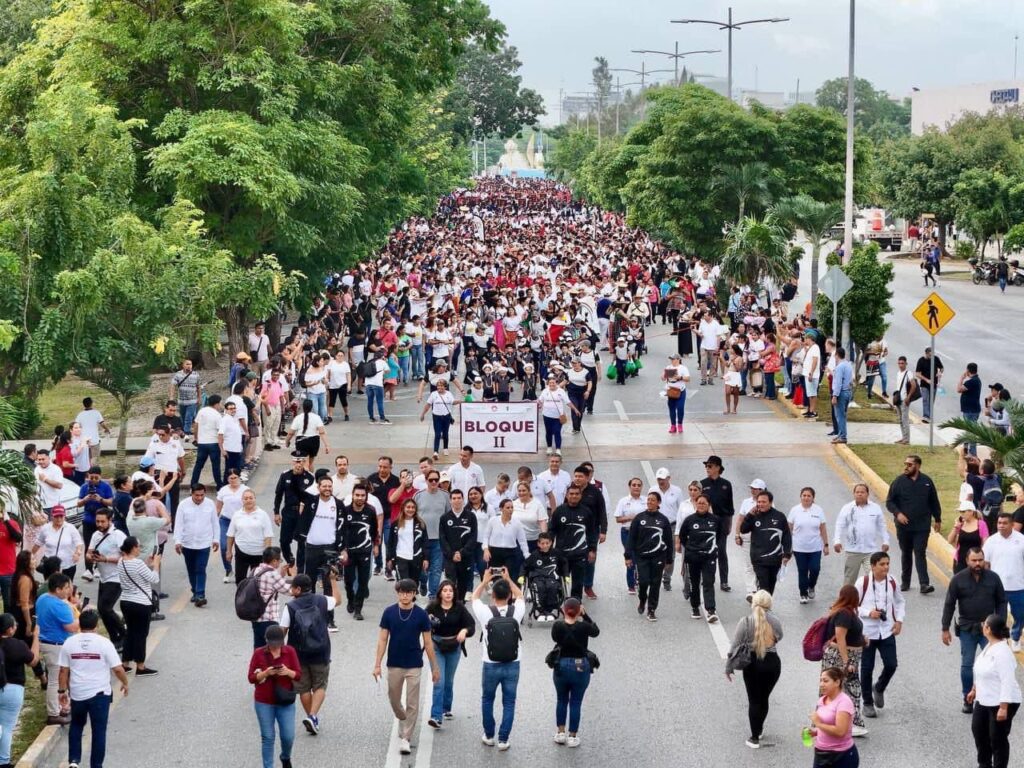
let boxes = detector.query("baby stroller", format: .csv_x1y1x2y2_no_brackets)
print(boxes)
525,572,566,627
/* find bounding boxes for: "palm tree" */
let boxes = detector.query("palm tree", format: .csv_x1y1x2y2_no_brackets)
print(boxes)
942,401,1024,486
0,394,40,525
713,162,772,224
773,194,844,319
720,212,793,294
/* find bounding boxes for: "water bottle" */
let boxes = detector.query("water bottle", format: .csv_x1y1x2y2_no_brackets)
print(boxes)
937,386,946,396
801,727,814,747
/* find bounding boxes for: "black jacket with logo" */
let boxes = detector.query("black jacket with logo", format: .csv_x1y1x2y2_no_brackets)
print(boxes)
439,510,478,564
678,511,720,562
740,508,793,566
340,504,378,555
549,503,599,560
627,511,674,563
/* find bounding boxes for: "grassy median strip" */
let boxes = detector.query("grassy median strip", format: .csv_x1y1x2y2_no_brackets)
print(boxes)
848,444,963,537
12,682,48,764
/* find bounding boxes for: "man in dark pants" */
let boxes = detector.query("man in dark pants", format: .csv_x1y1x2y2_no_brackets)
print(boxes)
678,493,719,622
740,490,792,596
274,451,315,572
339,484,379,622
886,453,942,593
549,486,598,601
298,476,342,631
700,455,735,591
86,510,126,651
856,551,906,718
576,463,607,599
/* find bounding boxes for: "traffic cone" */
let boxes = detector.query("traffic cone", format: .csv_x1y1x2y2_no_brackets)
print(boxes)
793,385,804,407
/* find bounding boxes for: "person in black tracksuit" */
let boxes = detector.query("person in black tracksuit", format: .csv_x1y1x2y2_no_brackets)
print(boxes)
700,456,735,590
549,486,599,601
576,466,608,598
740,491,793,596
678,494,720,621
523,532,566,617
627,492,674,622
440,491,478,600
339,484,379,621
387,501,428,582
273,456,315,570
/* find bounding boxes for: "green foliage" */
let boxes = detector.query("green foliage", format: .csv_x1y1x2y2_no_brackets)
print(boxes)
815,77,910,138
547,129,597,185
942,401,1024,485
0,0,50,66
953,239,978,261
1004,223,1024,254
816,243,894,347
953,168,1019,252
712,162,772,223
876,130,964,232
773,194,844,316
720,213,792,288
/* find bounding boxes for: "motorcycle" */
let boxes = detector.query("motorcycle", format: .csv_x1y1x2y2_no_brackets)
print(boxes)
969,258,997,285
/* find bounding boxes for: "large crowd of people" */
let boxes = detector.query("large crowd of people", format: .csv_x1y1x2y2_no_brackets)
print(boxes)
5,177,1022,768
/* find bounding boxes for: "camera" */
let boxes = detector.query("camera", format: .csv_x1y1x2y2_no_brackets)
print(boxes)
878,609,887,622
319,562,340,579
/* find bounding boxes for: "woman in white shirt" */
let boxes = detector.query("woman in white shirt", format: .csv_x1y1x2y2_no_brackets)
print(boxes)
466,487,491,579
387,499,428,581
215,470,249,582
787,487,829,603
284,400,330,471
537,376,578,457
303,354,329,421
419,379,456,461
661,353,691,434
32,509,84,579
117,536,161,675
326,350,352,423
484,499,529,581
226,490,274,585
968,614,1022,768
512,482,548,551
615,478,647,594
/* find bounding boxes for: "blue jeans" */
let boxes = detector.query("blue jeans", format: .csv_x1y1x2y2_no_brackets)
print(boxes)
180,402,198,436
543,415,563,448
793,550,822,597
412,345,425,379
553,656,592,733
307,391,327,422
834,389,852,440
764,370,776,399
620,528,636,590
375,518,391,571
667,391,686,426
432,414,451,453
191,442,222,487
425,539,443,598
0,682,24,763
1007,590,1024,642
225,451,243,476
182,546,211,600
366,384,385,419
959,629,989,698
398,355,410,384
431,644,462,720
219,516,232,573
254,701,295,768
877,361,888,394
69,692,111,768
481,661,520,742
962,412,980,456
860,633,898,706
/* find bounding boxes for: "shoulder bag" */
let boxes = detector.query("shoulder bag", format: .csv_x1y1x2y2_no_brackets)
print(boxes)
119,560,159,608
725,616,753,672
263,649,297,706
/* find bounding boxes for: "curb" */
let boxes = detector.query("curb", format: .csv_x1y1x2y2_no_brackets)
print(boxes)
15,724,62,768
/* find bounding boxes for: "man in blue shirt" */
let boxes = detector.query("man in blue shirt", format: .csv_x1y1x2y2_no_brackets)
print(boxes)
77,466,114,582
831,347,855,444
37,573,80,724
956,363,982,456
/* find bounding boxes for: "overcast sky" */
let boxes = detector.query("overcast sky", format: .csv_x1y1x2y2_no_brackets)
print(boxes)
487,0,1023,124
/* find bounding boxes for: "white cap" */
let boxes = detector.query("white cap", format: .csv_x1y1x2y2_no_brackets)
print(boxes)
958,500,977,512
749,478,767,490
439,471,452,483
655,467,671,480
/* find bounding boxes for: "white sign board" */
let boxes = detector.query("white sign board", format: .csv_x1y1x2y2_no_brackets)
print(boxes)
459,402,539,453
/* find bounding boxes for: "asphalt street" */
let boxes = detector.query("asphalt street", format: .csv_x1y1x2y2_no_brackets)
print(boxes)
44,324,1023,768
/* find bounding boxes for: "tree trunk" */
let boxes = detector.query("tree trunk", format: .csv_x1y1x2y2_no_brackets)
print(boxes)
737,197,745,224
115,396,131,477
809,241,822,319
980,238,987,259
267,312,282,351
938,219,949,256
223,306,247,361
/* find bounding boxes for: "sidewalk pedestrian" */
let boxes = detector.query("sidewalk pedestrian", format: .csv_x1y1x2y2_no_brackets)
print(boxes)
173,484,219,607
662,353,689,433
855,552,905,719
830,347,853,444
58,609,129,768
550,597,599,748
248,624,300,768
117,536,160,677
425,579,475,728
0,612,40,767
886,454,942,593
891,356,916,445
215,470,249,582
37,573,78,725
32,505,84,581
967,614,1021,768
725,590,783,750
85,510,126,652
374,579,440,755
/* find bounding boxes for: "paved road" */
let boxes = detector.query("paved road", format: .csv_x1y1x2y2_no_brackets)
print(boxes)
42,325,1022,768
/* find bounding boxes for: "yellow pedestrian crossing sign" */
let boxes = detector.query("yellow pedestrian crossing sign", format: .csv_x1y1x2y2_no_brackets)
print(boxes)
912,292,955,335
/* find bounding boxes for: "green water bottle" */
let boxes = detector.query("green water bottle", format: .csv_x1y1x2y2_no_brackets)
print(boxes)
801,727,814,748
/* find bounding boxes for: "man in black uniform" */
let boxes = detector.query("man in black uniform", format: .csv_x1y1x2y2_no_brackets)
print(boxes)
440,488,478,600
574,464,607,599
273,451,315,571
740,491,793,596
700,455,735,591
549,486,599,600
339,484,379,622
367,455,401,577
626,491,674,622
678,493,719,622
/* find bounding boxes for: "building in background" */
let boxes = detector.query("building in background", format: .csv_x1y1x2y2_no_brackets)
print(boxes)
911,80,1024,134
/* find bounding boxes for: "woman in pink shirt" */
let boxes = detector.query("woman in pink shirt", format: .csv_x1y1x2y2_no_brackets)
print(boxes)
809,666,859,767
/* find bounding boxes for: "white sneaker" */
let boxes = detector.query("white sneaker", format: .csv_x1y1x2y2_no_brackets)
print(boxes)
1011,638,1022,653
546,447,553,456
554,731,567,745
481,735,495,747
398,737,411,755
497,741,511,751
851,724,869,738
566,735,580,748
82,571,94,582
222,574,232,583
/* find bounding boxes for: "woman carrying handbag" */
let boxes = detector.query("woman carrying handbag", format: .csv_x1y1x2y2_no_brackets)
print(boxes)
248,624,301,768
725,590,784,749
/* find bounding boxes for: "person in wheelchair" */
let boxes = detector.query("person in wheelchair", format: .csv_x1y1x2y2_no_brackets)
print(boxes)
524,532,566,622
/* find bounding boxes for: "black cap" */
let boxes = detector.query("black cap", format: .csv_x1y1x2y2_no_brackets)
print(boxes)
704,455,723,468
291,450,305,460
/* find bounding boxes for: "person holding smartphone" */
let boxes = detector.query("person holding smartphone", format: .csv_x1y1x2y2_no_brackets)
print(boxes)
248,624,300,768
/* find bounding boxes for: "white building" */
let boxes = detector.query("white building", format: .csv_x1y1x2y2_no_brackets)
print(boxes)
911,80,1024,134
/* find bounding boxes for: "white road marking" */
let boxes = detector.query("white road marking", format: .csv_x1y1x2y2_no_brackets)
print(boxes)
706,611,732,659
383,708,403,768
414,680,435,768
613,400,629,421
641,460,655,485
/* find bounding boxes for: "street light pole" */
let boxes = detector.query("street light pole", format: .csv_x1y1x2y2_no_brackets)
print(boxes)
842,0,856,351
672,7,790,102
629,47,721,87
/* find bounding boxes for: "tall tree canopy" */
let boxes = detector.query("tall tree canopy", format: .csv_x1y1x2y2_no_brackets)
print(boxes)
816,76,910,141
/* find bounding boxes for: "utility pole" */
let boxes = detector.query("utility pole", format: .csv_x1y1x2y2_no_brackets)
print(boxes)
841,0,856,352
630,46,720,88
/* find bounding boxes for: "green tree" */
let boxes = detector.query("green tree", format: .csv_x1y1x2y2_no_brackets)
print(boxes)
0,0,50,66
816,76,910,136
719,213,792,291
953,168,1018,257
712,162,772,223
941,402,1024,485
773,194,844,316
547,129,597,185
0,325,39,525
816,243,894,348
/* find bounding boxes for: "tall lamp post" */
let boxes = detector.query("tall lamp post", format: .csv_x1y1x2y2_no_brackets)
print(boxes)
612,79,646,134
610,65,674,120
630,43,721,85
672,7,789,101
841,0,856,352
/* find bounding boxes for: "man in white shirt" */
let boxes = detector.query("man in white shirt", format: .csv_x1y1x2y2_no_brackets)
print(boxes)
364,349,390,424
218,401,245,476
448,446,486,497
248,321,270,373
145,426,185,520
982,513,1024,651
538,455,572,512
697,314,724,385
834,484,890,585
331,455,357,501
516,466,555,512
173,484,219,606
35,450,66,513
650,467,683,592
74,398,109,464
855,551,906,718
299,477,343,630
802,334,822,419
470,568,526,750
733,479,766,599
190,393,224,487
86,509,127,649
58,610,129,768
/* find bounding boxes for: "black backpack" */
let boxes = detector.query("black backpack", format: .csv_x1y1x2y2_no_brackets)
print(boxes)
287,595,330,661
235,566,271,621
484,604,521,663
981,474,1004,513
357,359,376,379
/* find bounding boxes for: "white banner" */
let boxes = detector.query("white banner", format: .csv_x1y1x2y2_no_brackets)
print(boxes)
459,401,539,453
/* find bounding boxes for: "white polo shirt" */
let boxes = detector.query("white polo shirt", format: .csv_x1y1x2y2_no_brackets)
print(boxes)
649,483,683,525
145,436,184,473
448,462,486,496
983,531,1024,591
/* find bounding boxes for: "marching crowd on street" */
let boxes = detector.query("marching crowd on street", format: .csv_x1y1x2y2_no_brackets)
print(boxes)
4,177,1022,768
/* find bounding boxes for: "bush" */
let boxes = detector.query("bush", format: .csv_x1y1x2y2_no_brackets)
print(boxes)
6,394,42,439
953,239,977,261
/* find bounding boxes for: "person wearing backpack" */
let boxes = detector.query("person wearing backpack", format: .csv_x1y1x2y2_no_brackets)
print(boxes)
470,567,526,751
821,584,869,737
978,460,1005,532
373,579,441,756
240,547,294,649
856,552,906,719
280,571,342,736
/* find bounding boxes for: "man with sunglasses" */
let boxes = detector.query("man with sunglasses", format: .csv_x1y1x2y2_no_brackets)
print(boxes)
414,471,453,599
886,454,942,593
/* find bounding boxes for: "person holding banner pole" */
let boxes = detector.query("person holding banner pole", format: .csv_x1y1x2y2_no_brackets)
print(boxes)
420,380,456,460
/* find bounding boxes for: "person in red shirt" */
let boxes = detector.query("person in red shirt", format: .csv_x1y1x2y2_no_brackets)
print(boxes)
0,507,23,612
248,625,301,768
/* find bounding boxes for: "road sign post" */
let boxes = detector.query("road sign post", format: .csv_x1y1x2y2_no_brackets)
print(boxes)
911,292,956,449
817,266,854,347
